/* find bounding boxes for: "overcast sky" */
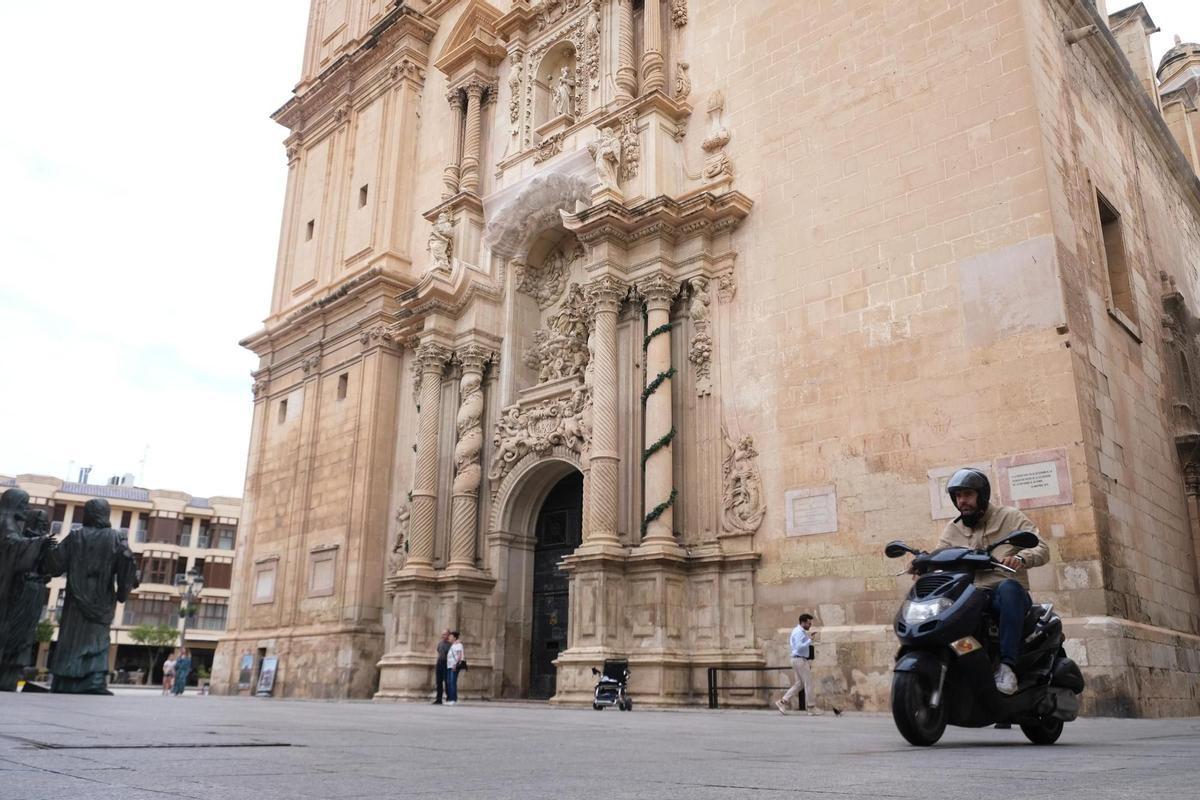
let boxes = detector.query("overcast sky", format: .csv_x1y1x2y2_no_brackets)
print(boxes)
1,2,1198,499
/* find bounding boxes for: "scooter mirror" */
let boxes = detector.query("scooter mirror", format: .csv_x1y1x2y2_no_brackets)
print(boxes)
992,530,1040,551
884,541,914,558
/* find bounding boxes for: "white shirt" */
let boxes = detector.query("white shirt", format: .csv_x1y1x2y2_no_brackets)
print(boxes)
789,625,813,659
447,641,463,670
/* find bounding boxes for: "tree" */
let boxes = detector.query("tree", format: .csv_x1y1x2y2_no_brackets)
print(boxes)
128,623,179,684
35,621,54,645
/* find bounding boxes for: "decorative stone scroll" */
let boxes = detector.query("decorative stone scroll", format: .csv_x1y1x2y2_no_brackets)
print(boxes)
674,61,691,101
721,426,765,534
687,277,713,396
488,390,590,485
701,91,733,179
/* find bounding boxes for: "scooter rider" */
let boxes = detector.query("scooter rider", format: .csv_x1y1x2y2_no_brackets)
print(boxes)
938,468,1050,695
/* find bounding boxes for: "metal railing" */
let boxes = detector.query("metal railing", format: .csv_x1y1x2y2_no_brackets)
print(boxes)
705,665,804,710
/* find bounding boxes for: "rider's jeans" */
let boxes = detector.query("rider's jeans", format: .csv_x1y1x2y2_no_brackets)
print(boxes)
990,579,1032,667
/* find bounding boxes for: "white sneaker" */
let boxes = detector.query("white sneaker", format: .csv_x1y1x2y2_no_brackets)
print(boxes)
775,699,787,715
994,664,1018,695
806,708,823,716
446,701,457,706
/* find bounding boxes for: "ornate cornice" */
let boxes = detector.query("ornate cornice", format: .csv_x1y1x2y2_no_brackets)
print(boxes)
563,191,754,247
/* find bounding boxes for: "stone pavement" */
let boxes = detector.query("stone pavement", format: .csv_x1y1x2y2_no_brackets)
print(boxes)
2,693,1198,800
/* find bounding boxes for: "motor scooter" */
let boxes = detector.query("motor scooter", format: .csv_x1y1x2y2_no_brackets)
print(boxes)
884,530,1085,746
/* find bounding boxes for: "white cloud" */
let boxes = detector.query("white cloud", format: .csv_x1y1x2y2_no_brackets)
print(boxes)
0,2,306,497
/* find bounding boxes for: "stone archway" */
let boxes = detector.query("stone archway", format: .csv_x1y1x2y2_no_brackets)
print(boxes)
488,448,585,698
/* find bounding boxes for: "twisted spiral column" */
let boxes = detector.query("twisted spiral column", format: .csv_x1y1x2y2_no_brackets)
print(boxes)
615,0,637,103
459,82,485,195
449,345,492,568
442,89,464,200
636,274,680,544
407,342,451,568
640,0,666,94
584,276,628,544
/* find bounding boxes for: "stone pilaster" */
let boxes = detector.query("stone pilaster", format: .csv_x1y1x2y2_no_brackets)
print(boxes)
448,344,494,570
442,89,464,200
640,0,666,94
635,274,681,550
406,342,451,572
581,276,629,551
459,81,486,195
616,0,637,103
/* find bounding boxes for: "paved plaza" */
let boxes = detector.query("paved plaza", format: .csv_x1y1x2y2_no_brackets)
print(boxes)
2,692,1199,800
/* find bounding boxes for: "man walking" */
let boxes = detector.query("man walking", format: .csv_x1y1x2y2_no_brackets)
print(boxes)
433,629,450,705
776,613,840,716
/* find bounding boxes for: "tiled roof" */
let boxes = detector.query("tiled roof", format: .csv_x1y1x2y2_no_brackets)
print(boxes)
59,483,151,502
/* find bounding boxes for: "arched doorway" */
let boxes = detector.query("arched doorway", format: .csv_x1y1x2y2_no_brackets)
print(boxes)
528,471,583,699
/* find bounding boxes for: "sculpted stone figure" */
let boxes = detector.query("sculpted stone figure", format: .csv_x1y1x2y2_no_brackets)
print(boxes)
0,490,49,691
522,283,591,383
42,498,139,694
427,211,454,272
588,127,622,192
722,429,766,534
552,65,576,118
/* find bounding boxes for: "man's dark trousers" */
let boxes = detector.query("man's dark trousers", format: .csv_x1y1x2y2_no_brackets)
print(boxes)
435,661,447,702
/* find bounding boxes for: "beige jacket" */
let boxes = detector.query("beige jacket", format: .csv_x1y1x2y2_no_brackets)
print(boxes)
937,504,1050,590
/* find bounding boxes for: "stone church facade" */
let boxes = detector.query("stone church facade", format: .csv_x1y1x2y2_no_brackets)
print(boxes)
212,0,1200,716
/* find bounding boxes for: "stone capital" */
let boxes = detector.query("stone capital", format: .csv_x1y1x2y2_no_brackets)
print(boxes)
446,87,464,109
455,344,497,373
416,342,453,373
634,274,681,308
585,276,629,313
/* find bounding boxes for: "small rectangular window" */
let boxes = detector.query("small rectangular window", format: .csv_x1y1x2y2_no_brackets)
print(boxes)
305,219,315,241
1096,191,1138,331
358,185,368,208
278,399,288,424
337,373,348,400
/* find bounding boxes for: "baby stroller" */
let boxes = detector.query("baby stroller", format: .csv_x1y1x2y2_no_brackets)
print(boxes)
591,659,632,711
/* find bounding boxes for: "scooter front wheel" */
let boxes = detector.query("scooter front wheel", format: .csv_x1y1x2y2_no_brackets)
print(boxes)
891,671,948,746
1020,717,1063,745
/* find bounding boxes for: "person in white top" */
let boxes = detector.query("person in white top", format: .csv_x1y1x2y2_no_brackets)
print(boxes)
162,654,176,696
445,631,464,705
776,614,840,716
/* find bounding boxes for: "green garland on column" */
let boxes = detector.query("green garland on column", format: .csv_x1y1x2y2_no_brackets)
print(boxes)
641,312,677,536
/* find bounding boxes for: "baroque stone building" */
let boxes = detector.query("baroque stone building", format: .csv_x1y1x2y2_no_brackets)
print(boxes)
212,0,1200,715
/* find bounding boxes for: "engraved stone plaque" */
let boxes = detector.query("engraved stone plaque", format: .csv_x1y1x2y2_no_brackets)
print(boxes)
784,485,837,536
995,448,1073,509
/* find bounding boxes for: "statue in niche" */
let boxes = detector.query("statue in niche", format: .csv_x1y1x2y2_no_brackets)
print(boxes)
427,212,454,272
41,498,139,694
588,127,622,192
0,490,51,691
522,283,590,383
552,65,576,118
721,428,766,534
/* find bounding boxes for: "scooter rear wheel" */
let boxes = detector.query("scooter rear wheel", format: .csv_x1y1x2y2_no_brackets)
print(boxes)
891,672,948,746
1020,717,1063,745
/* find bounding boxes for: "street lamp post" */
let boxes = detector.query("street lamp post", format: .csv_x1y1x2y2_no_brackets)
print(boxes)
175,567,204,650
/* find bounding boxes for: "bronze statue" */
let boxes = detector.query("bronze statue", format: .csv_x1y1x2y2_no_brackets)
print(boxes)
0,491,49,690
42,498,139,694
0,506,50,690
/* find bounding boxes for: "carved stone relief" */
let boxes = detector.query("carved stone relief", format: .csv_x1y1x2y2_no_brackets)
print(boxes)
721,426,765,534
671,0,688,27
674,61,691,101
522,6,595,146
388,503,410,576
1162,271,1200,437
701,90,734,179
508,53,523,129
716,272,736,304
522,283,591,383
618,111,641,183
488,390,590,485
687,277,713,396
534,132,565,162
589,126,622,191
427,211,454,272
514,241,583,309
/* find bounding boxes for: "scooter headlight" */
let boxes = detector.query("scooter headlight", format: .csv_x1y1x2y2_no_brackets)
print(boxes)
902,597,953,624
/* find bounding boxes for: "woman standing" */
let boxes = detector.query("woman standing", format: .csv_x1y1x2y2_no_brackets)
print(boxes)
172,649,192,696
162,652,176,696
445,632,463,706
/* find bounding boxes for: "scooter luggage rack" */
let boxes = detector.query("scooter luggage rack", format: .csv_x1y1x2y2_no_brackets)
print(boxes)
706,665,804,710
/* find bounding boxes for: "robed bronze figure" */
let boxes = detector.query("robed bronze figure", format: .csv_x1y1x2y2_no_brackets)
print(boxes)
42,498,139,694
0,489,50,691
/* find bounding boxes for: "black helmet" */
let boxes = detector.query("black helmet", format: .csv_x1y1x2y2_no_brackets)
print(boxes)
946,468,990,522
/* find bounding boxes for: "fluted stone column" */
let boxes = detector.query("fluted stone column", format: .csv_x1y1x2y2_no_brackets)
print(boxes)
636,274,679,545
448,345,493,569
407,342,451,569
442,89,464,200
583,276,628,546
615,0,637,103
459,81,485,195
640,0,666,94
